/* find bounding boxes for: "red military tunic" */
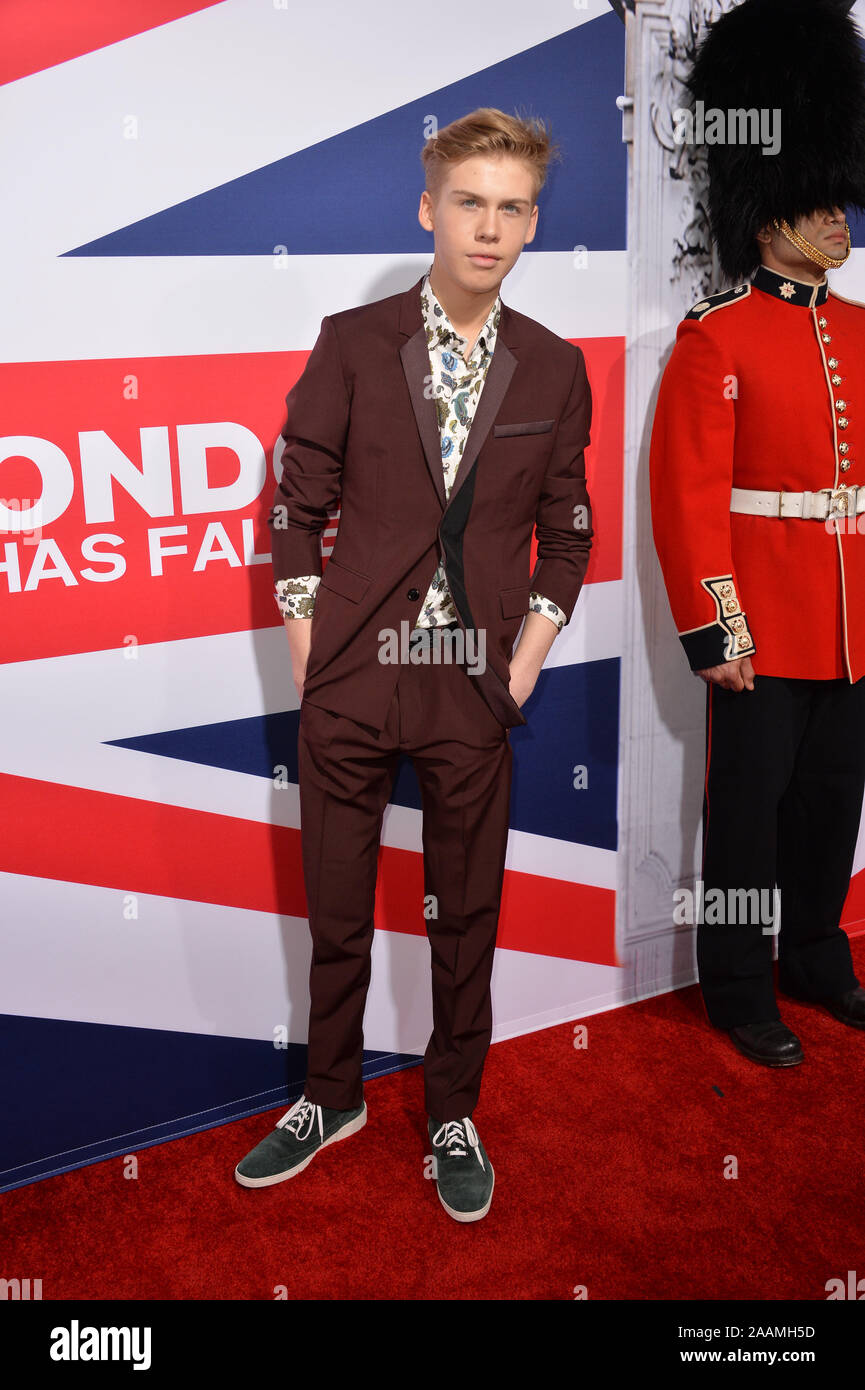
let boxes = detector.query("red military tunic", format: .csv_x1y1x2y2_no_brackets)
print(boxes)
650,262,865,681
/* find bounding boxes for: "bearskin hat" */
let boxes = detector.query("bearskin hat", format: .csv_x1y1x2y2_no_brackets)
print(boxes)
686,0,865,282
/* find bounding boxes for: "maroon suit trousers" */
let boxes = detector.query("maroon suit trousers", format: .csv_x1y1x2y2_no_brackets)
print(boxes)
297,631,513,1122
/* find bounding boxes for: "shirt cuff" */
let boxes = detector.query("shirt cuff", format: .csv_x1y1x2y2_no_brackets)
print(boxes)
529,591,565,633
275,575,320,619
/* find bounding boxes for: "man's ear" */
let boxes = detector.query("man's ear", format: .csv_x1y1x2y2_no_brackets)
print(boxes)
523,204,539,246
418,190,434,233
755,223,773,246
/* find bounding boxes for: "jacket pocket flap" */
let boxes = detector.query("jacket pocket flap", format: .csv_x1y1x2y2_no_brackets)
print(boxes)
500,585,530,620
320,559,371,603
493,419,555,437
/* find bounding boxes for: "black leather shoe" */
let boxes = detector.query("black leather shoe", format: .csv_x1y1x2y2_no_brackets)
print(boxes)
728,1021,804,1067
820,985,865,1029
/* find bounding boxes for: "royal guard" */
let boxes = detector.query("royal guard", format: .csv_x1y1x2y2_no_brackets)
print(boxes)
650,0,865,1065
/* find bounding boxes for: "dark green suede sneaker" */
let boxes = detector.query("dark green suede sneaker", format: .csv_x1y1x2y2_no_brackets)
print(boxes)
234,1094,366,1188
428,1116,494,1222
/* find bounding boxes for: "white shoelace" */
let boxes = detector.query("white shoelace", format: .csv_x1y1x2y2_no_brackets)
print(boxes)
275,1096,322,1143
431,1117,485,1170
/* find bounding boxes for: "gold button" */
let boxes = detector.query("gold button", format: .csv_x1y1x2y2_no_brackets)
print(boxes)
737,634,751,649
828,358,839,368
840,442,850,454
839,417,849,429
841,460,852,472
823,334,833,343
836,399,848,410
724,599,737,613
819,317,828,328
730,616,745,633
832,374,843,386
719,583,733,598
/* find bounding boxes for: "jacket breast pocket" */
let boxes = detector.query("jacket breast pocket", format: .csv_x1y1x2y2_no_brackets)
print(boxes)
493,419,555,438
319,558,371,603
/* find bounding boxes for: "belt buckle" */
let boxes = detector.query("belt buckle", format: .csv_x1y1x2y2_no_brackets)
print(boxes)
824,485,858,522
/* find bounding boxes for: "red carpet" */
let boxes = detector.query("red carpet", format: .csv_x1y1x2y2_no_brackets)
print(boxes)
4,946,865,1301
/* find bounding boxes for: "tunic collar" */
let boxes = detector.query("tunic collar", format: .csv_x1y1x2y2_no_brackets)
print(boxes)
751,263,829,308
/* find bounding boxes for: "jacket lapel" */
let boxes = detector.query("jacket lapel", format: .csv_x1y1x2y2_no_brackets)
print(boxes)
447,342,518,509
398,275,519,513
400,322,447,508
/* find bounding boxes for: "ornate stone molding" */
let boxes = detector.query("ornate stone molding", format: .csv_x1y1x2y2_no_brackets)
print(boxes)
616,1,737,999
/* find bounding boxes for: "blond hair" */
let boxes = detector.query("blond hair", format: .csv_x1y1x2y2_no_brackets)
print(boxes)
420,107,560,206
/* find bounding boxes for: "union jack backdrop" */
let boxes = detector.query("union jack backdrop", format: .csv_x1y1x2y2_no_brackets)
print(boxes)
0,0,627,1192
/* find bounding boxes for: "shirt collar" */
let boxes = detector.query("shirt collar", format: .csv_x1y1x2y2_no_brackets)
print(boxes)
751,263,830,308
421,268,501,360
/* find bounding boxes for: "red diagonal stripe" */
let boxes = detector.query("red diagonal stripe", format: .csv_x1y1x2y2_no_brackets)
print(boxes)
840,864,865,938
0,772,617,966
1,1,226,86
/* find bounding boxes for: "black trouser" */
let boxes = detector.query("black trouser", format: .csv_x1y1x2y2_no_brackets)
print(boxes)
698,673,865,1028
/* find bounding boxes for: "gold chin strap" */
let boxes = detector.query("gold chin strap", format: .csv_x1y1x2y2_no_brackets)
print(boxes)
772,217,852,270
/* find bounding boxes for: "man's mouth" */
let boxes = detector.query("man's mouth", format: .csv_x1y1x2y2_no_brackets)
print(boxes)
468,254,500,265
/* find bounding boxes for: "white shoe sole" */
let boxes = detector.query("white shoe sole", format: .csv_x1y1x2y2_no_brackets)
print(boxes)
234,1102,367,1188
436,1164,495,1223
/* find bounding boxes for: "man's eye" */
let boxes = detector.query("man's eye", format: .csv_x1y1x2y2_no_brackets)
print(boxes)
462,199,519,213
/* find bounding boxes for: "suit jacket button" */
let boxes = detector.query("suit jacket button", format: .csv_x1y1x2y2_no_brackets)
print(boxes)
407,588,420,600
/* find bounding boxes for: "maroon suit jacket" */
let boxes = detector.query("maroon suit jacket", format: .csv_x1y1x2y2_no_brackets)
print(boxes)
268,273,594,731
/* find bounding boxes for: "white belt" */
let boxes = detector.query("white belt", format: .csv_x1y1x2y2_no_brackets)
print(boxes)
730,485,865,520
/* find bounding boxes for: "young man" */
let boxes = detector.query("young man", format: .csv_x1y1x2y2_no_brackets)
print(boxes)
650,0,865,1067
234,108,593,1220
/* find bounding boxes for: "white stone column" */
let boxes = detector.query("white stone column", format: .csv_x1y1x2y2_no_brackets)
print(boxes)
617,1,737,1002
